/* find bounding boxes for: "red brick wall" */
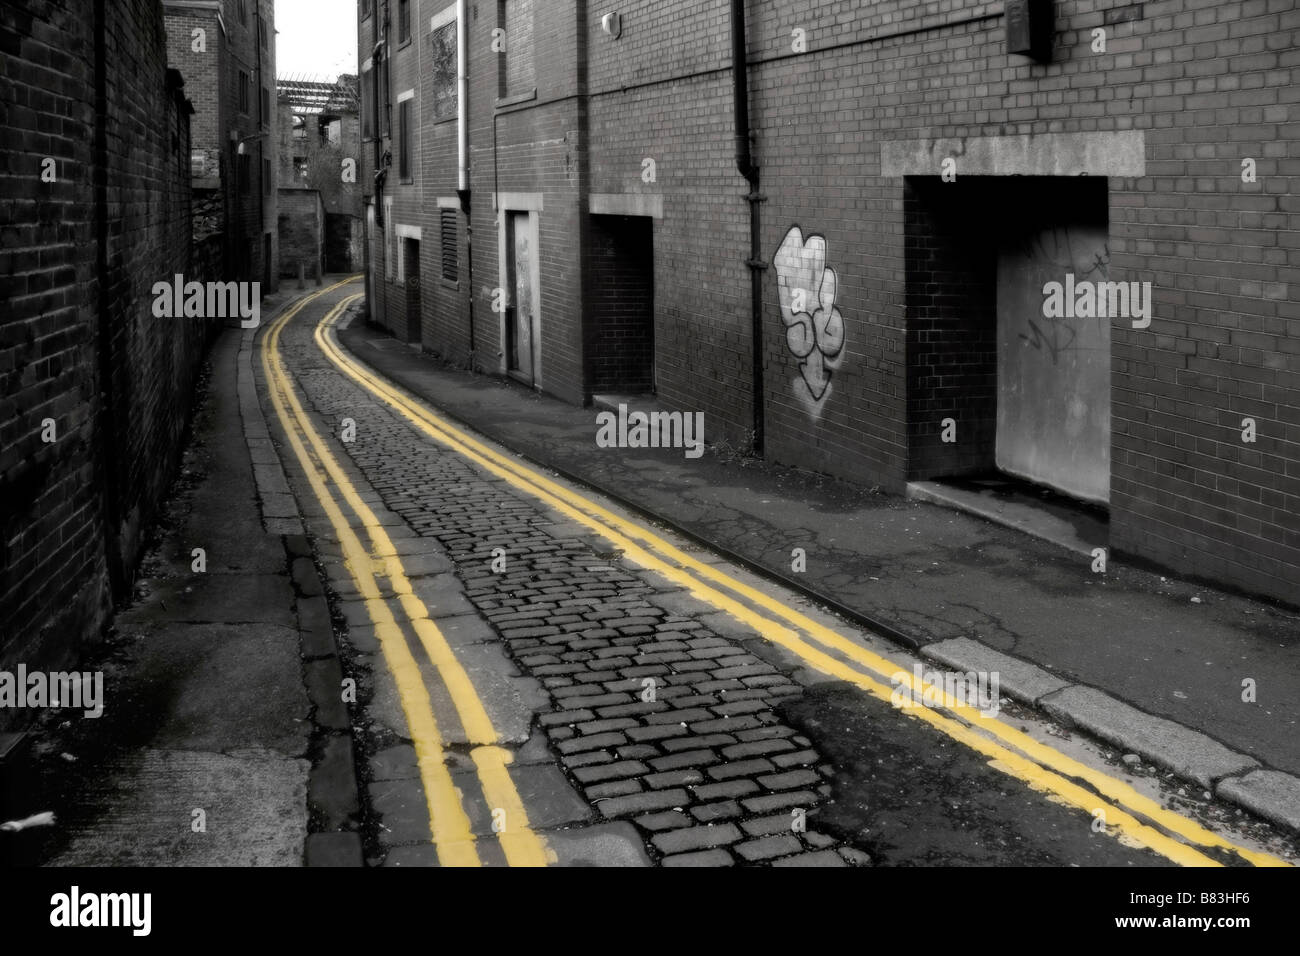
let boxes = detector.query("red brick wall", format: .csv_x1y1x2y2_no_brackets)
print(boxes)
355,0,1299,602
0,0,214,695
595,0,1299,601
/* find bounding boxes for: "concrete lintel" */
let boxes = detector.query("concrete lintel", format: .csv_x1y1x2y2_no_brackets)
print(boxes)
495,191,544,213
881,130,1146,178
590,193,663,219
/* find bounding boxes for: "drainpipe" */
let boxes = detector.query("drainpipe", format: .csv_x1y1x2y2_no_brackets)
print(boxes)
731,0,765,455
456,0,475,355
456,0,469,198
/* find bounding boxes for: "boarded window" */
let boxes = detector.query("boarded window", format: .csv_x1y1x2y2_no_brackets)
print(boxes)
398,99,411,181
360,68,374,139
440,208,458,282
398,0,411,44
380,57,390,137
500,0,535,97
429,21,457,119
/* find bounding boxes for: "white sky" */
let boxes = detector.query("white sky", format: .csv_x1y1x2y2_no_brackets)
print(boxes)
276,0,358,80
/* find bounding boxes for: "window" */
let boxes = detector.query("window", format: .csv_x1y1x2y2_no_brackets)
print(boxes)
238,70,250,113
261,86,270,126
239,152,251,193
293,156,307,182
259,11,268,49
398,0,411,44
263,156,271,194
191,150,206,178
238,0,247,26
380,56,391,137
318,116,341,146
429,20,457,119
360,68,374,139
361,0,372,18
398,99,411,182
499,0,535,98
440,208,458,282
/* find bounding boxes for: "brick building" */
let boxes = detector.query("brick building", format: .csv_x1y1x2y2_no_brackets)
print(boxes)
0,0,216,695
356,0,1299,604
164,0,278,290
277,75,364,275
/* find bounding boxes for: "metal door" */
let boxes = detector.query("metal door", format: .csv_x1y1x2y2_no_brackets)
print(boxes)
506,211,535,384
403,237,421,344
996,223,1111,504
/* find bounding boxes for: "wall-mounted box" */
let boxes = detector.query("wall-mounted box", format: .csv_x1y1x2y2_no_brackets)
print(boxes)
1006,0,1052,60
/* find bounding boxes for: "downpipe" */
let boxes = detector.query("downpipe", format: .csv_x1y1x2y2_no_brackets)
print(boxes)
731,0,765,457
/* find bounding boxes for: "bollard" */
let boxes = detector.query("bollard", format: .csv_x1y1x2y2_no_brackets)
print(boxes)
315,261,322,287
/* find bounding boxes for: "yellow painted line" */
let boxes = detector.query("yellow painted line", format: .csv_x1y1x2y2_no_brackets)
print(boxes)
264,285,480,866
316,308,1292,868
267,289,550,867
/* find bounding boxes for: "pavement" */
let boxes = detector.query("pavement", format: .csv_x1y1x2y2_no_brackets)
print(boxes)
333,305,1300,836
2,286,362,867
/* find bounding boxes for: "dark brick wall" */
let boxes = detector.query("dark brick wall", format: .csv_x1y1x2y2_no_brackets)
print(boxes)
0,0,214,697
903,177,999,481
278,188,324,277
594,0,1299,601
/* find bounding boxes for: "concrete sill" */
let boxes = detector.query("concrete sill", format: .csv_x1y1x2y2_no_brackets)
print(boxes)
496,87,538,110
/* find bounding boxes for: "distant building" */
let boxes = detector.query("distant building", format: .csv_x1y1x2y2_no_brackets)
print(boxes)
276,75,364,277
164,0,278,291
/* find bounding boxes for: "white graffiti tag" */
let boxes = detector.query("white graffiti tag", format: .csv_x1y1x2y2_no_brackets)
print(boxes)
775,226,846,415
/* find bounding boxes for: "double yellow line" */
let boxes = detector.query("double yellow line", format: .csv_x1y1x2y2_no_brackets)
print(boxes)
262,279,550,867
314,302,1290,869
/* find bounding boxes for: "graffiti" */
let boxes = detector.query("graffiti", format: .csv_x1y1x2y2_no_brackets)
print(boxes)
1016,228,1112,365
774,226,846,417
1018,315,1079,365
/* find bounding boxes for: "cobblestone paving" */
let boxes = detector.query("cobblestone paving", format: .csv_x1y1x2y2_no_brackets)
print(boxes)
280,314,867,866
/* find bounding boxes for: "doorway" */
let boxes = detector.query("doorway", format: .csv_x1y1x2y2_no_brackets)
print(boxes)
402,236,421,344
589,214,655,395
904,176,1111,506
505,210,538,385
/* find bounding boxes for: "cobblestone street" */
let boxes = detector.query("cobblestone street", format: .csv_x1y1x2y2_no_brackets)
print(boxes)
256,279,1297,867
